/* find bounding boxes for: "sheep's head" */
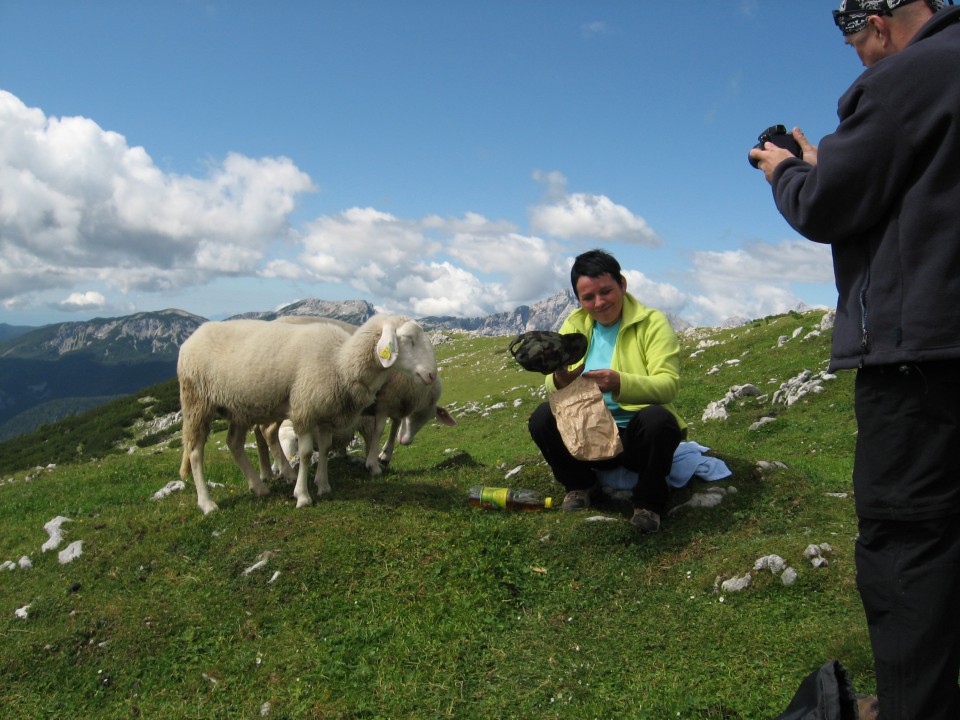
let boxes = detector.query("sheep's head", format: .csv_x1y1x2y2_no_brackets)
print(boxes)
398,405,456,445
378,319,438,385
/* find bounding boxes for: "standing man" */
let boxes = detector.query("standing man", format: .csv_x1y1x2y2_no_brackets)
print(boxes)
750,1,960,718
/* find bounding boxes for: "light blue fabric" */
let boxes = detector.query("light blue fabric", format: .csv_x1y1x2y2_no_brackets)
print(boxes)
584,319,633,428
594,441,732,490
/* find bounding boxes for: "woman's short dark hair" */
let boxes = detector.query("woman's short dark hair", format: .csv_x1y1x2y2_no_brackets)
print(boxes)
570,249,625,297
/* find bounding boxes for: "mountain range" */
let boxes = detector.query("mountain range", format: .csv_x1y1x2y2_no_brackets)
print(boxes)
0,291,627,441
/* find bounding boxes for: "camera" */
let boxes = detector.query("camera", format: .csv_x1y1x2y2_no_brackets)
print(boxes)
749,124,802,168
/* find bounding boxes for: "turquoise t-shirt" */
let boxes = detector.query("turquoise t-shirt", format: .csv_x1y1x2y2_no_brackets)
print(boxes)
584,320,634,428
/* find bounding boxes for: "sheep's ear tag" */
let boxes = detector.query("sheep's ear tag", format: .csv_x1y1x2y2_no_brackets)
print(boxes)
376,337,398,368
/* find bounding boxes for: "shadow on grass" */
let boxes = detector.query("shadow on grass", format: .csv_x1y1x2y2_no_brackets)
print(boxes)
553,452,767,549
258,451,483,512
250,449,766,533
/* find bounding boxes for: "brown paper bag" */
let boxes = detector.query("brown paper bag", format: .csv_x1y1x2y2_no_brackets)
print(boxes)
548,376,624,461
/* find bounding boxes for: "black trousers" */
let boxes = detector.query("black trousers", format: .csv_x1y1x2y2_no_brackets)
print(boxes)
853,361,960,719
528,401,681,516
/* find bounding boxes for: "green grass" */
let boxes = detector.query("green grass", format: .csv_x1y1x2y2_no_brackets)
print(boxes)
0,310,873,718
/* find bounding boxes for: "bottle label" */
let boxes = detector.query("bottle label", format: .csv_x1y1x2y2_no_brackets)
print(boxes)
480,486,509,509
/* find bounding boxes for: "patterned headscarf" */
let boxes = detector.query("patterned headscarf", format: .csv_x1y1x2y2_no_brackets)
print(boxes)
833,0,948,36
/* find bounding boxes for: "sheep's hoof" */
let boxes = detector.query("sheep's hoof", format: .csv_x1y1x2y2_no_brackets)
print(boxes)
251,484,271,497
366,464,382,478
199,501,219,515
295,495,313,508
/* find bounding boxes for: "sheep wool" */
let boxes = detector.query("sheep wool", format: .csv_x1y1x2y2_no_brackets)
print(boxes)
177,314,438,514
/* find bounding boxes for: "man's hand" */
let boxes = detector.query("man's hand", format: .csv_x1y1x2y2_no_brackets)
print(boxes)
792,126,818,165
749,126,817,183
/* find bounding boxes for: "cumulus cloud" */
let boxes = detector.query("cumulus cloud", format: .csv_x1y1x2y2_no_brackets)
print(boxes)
685,239,834,324
0,90,314,303
580,20,608,38
622,270,690,320
57,291,107,312
0,90,837,328
529,171,661,246
265,207,567,317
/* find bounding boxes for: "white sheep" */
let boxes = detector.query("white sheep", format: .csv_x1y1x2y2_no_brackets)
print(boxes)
356,372,455,476
257,317,454,479
253,419,345,483
257,359,454,480
177,314,438,514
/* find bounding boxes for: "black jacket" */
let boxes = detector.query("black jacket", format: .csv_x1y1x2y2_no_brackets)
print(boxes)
772,6,960,371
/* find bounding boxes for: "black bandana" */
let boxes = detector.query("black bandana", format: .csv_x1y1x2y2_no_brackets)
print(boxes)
833,0,948,36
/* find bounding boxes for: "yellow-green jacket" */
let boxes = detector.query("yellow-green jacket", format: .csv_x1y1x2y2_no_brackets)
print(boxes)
545,292,687,436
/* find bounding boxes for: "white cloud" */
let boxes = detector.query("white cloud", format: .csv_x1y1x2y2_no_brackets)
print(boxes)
684,239,834,324
0,90,314,303
0,89,837,329
57,291,107,312
622,270,690,320
530,171,661,246
269,207,569,317
581,20,608,38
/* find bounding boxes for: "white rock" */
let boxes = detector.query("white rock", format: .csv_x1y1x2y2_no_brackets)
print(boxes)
721,574,752,593
15,604,31,619
58,540,83,564
41,516,72,552
152,480,185,500
781,567,799,586
18,556,32,569
754,554,787,575
701,400,729,422
730,384,762,398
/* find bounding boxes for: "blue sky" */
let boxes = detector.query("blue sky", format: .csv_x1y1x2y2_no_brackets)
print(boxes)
1,1,859,328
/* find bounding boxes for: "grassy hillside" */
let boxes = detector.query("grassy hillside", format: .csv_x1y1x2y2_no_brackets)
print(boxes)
0,310,871,718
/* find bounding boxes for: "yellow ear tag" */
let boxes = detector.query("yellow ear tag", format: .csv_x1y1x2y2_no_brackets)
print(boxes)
378,341,396,361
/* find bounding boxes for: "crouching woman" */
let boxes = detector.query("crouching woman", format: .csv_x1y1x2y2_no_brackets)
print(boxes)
528,249,687,533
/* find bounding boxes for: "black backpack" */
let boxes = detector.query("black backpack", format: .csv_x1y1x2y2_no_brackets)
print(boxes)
774,660,859,720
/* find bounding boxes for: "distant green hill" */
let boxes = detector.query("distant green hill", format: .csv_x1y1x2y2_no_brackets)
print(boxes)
0,309,203,440
0,377,181,474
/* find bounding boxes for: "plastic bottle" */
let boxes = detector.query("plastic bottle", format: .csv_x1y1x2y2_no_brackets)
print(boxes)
468,485,553,511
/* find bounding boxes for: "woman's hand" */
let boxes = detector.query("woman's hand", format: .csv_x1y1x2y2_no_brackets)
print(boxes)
582,369,620,395
553,363,585,389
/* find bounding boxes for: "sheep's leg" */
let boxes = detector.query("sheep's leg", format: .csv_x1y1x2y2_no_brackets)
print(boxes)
263,422,298,483
253,425,274,481
313,430,334,497
226,423,270,497
292,430,315,508
183,431,219,515
378,417,401,467
361,415,387,477
179,398,218,514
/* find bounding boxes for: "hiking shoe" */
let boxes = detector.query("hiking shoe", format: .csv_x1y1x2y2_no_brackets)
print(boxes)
630,508,661,533
508,330,588,374
561,489,591,512
856,694,878,720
